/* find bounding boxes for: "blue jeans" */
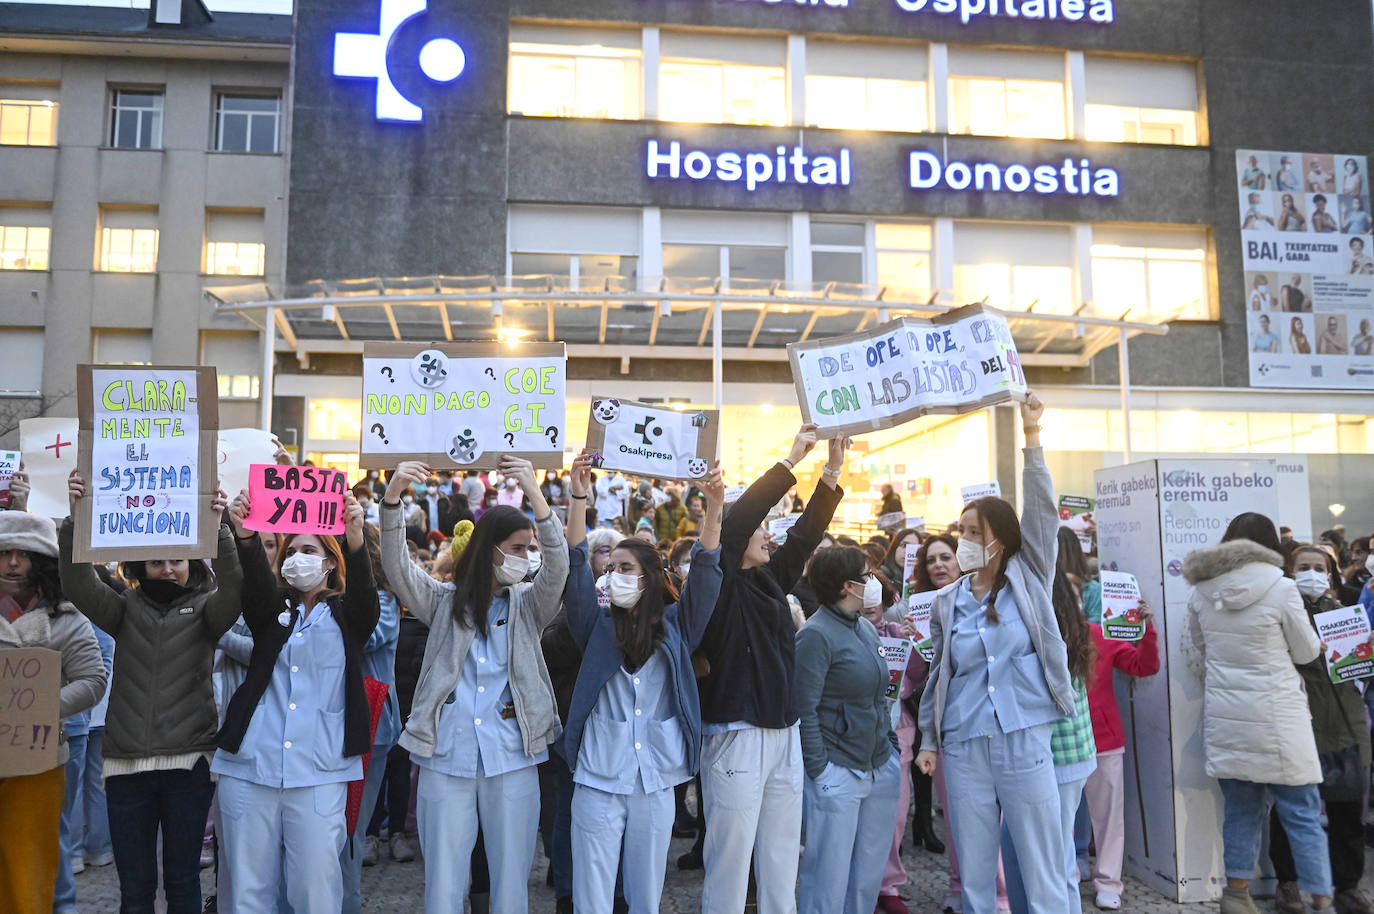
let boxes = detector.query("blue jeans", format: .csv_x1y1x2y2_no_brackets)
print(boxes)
54,732,89,913
942,725,1068,914
1218,778,1333,897
799,753,902,914
1003,775,1088,914
83,728,111,858
341,742,393,914
106,758,215,914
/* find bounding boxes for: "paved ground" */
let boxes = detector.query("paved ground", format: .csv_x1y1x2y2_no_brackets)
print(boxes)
73,812,1363,913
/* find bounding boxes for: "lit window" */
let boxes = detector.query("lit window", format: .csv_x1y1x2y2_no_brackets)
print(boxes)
876,222,933,299
109,89,163,149
660,33,786,127
805,40,927,132
0,99,57,146
1084,56,1200,146
308,400,362,440
201,332,261,400
1091,228,1209,321
0,225,50,270
953,222,1073,311
215,94,280,153
99,227,159,273
206,242,265,276
949,78,1065,139
509,26,641,119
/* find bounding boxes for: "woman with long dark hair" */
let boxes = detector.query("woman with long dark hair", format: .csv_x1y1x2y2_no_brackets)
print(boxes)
559,452,725,912
1055,526,1101,624
214,491,379,914
916,392,1077,914
61,472,238,914
380,456,569,914
1183,513,1332,914
1,512,105,914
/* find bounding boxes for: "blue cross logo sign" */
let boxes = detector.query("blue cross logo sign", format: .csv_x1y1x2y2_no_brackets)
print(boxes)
333,0,465,123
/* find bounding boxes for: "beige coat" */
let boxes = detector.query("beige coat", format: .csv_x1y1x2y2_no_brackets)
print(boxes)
1183,539,1321,786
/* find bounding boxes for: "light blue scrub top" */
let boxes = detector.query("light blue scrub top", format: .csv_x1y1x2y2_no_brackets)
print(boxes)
941,578,1059,745
418,595,547,779
574,650,691,795
211,603,360,787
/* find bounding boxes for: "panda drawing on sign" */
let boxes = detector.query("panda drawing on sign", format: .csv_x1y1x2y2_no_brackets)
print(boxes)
685,457,709,479
592,398,621,424
447,428,480,465
411,349,450,390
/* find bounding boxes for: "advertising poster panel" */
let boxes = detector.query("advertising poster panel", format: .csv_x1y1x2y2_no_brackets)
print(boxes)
1237,149,1374,388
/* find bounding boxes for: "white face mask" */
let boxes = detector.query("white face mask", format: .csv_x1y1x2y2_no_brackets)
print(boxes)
427,485,438,496
526,550,542,576
401,494,414,506
1294,569,1329,600
956,537,998,573
606,571,644,609
281,552,328,591
677,562,691,578
849,575,882,610
1256,284,1268,294
1366,554,1374,576
493,549,529,586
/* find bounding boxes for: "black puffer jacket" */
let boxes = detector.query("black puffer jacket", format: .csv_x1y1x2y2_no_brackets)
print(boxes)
59,521,242,761
393,611,430,724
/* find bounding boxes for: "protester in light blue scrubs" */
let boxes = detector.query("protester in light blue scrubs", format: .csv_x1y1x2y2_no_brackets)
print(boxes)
340,522,401,914
1001,569,1099,914
215,490,380,914
559,452,725,914
795,545,903,914
380,455,570,914
917,391,1078,914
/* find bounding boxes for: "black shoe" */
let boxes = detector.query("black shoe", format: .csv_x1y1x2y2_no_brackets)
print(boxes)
677,847,703,870
203,897,217,913
921,820,946,854
555,897,573,914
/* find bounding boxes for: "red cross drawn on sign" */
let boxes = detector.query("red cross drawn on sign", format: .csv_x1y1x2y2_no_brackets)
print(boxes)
45,435,71,459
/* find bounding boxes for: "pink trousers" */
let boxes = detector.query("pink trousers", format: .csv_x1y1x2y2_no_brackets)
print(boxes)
1083,749,1126,896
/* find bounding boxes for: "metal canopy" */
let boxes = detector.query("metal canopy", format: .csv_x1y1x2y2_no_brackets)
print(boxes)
206,273,1170,367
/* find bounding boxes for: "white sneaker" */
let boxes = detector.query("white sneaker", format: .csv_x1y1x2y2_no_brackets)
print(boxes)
70,856,85,874
1095,891,1122,910
85,850,114,867
941,895,963,914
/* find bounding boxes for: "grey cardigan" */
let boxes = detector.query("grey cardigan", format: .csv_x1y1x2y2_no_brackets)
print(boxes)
379,502,569,759
795,604,897,779
917,447,1075,752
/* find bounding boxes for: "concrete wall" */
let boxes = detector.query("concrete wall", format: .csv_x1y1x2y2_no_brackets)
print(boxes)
0,50,288,433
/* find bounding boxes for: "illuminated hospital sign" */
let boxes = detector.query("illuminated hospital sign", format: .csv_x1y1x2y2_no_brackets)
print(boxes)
894,0,1114,24
645,139,852,192
908,151,1120,197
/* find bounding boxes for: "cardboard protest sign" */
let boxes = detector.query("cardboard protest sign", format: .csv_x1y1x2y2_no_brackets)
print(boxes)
18,418,77,518
74,366,219,563
361,341,566,470
584,397,719,482
900,543,919,599
876,510,906,531
1059,494,1096,553
0,450,17,508
217,428,277,499
961,481,1001,504
767,513,800,545
1100,570,1146,641
906,591,936,662
244,464,347,536
0,647,61,777
1314,605,1374,683
788,304,1027,438
878,636,913,729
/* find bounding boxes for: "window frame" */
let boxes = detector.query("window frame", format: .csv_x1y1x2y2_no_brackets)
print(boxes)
98,225,160,273
0,98,58,146
0,224,51,271
213,92,282,154
109,88,164,150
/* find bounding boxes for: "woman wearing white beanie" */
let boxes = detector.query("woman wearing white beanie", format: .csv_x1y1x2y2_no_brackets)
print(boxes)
0,511,106,914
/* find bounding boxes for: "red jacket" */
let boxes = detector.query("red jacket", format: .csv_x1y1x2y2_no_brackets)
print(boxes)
1087,623,1160,753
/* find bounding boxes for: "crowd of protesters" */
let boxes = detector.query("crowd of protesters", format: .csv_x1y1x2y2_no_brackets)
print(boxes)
3,389,1374,914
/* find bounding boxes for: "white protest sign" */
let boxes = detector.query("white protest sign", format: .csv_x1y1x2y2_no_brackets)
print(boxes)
584,397,719,482
876,510,906,531
788,304,1027,438
723,484,747,504
361,341,566,470
767,513,801,544
0,450,18,508
962,481,1001,504
906,591,936,662
906,515,926,532
1100,570,1145,641
878,636,913,730
0,647,61,777
75,365,219,562
18,418,78,518
217,428,277,498
1314,605,1374,683
900,543,919,599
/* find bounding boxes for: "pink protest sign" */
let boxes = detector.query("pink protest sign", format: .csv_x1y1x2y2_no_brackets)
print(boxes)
244,464,347,535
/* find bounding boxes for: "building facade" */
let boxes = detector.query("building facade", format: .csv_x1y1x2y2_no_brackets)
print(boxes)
3,0,1373,531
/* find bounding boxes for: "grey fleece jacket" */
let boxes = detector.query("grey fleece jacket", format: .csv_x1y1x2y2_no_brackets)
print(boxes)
379,502,569,760
795,604,897,779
